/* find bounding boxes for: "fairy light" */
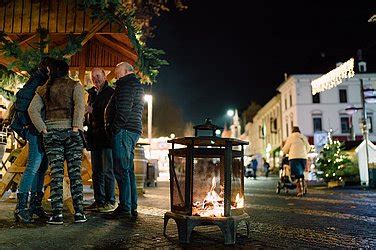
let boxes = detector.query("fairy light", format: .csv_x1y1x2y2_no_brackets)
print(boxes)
311,58,355,95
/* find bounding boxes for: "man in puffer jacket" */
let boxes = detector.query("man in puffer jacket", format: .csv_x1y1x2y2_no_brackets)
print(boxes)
282,126,310,196
104,62,144,219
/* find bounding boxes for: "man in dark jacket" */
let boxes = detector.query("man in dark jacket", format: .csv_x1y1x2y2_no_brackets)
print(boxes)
105,62,144,219
84,68,115,213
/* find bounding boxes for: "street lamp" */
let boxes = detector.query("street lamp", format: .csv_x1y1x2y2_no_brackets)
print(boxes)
144,94,153,158
227,109,234,117
364,88,376,104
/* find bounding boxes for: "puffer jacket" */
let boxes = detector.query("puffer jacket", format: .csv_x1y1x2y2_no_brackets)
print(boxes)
105,73,144,135
282,132,310,160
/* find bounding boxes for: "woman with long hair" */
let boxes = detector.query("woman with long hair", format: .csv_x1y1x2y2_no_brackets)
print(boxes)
13,57,51,223
28,59,86,224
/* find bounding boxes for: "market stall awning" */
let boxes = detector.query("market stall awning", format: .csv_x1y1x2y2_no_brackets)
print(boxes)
0,0,138,82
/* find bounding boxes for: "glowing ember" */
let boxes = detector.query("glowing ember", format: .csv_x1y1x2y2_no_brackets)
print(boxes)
192,177,244,217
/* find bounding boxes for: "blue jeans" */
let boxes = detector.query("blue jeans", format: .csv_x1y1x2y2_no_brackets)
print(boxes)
289,159,306,179
18,130,48,194
91,148,115,205
112,129,140,211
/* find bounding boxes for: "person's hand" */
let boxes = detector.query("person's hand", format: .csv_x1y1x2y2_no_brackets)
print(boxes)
86,105,93,114
3,119,10,126
42,129,48,134
72,127,79,132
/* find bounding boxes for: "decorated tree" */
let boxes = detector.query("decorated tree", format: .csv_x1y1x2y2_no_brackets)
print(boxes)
316,139,353,183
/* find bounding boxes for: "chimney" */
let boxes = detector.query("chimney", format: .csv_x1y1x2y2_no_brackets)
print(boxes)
357,49,367,73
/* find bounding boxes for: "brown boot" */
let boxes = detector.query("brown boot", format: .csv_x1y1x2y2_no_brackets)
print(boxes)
296,180,303,197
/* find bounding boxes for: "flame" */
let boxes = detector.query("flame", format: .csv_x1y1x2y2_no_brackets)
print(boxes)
192,177,244,217
235,193,244,208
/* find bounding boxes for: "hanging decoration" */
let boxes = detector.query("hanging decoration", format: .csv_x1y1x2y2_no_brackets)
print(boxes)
311,58,355,95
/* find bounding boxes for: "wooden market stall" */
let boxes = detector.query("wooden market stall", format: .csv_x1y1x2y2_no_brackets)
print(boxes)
0,0,138,83
0,0,140,211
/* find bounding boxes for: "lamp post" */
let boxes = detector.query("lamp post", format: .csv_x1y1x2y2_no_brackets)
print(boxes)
357,51,371,186
144,94,153,158
345,105,362,141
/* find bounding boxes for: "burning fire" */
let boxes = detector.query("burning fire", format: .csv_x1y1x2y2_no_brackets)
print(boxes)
192,177,244,217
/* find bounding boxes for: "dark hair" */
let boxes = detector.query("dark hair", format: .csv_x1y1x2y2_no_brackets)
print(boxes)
292,126,301,133
45,59,69,101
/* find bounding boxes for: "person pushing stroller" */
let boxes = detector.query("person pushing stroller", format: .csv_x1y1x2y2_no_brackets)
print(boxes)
282,126,310,197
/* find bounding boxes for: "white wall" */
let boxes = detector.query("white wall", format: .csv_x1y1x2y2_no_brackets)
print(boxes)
249,73,376,157
292,74,376,140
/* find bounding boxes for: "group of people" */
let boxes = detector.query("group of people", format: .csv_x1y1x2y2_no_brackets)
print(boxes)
11,57,144,224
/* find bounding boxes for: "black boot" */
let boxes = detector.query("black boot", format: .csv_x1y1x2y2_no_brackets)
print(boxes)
14,193,33,223
29,192,49,218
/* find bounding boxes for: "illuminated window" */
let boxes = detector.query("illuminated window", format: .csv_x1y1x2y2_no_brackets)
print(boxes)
340,116,350,134
313,117,322,132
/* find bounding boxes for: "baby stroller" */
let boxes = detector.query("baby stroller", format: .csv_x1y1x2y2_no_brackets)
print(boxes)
276,156,307,196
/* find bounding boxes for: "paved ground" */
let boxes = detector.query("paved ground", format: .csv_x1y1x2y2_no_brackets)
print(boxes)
0,176,375,249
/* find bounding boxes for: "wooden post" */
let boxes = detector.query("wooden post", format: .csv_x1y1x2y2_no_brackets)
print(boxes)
78,45,87,84
224,140,232,217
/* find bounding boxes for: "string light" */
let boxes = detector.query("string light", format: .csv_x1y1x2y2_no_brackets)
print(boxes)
311,58,355,95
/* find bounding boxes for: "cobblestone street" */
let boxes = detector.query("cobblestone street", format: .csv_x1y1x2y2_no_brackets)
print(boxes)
0,176,375,249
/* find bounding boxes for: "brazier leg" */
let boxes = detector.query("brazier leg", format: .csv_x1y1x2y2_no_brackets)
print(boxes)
219,220,236,245
176,220,194,244
244,219,251,238
163,215,170,236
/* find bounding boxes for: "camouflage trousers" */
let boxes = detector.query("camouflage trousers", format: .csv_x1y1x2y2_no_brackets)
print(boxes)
43,129,84,215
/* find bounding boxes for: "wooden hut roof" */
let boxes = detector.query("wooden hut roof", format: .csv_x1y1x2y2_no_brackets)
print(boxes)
0,0,138,82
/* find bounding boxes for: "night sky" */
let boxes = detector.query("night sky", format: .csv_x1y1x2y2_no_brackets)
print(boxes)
149,1,376,127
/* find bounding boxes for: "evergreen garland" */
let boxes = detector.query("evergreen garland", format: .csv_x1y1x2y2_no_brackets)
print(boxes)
316,140,353,183
0,0,168,83
0,28,85,73
79,0,168,83
0,66,27,102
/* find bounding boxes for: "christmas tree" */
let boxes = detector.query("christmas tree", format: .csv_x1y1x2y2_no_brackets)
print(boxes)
316,139,352,183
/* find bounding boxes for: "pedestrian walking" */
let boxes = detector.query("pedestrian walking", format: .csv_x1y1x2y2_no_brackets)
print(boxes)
28,59,86,224
84,68,115,213
251,157,258,180
282,126,310,196
105,62,145,219
263,158,270,177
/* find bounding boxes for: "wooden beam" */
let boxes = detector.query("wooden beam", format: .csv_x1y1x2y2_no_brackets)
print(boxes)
81,19,108,47
95,34,137,62
70,66,114,71
78,45,87,85
106,70,115,82
17,33,37,45
91,39,135,65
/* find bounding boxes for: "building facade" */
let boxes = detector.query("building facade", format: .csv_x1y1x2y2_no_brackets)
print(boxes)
248,73,376,164
277,73,376,143
248,94,282,168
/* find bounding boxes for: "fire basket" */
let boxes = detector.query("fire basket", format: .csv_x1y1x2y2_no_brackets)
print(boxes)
163,119,250,245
